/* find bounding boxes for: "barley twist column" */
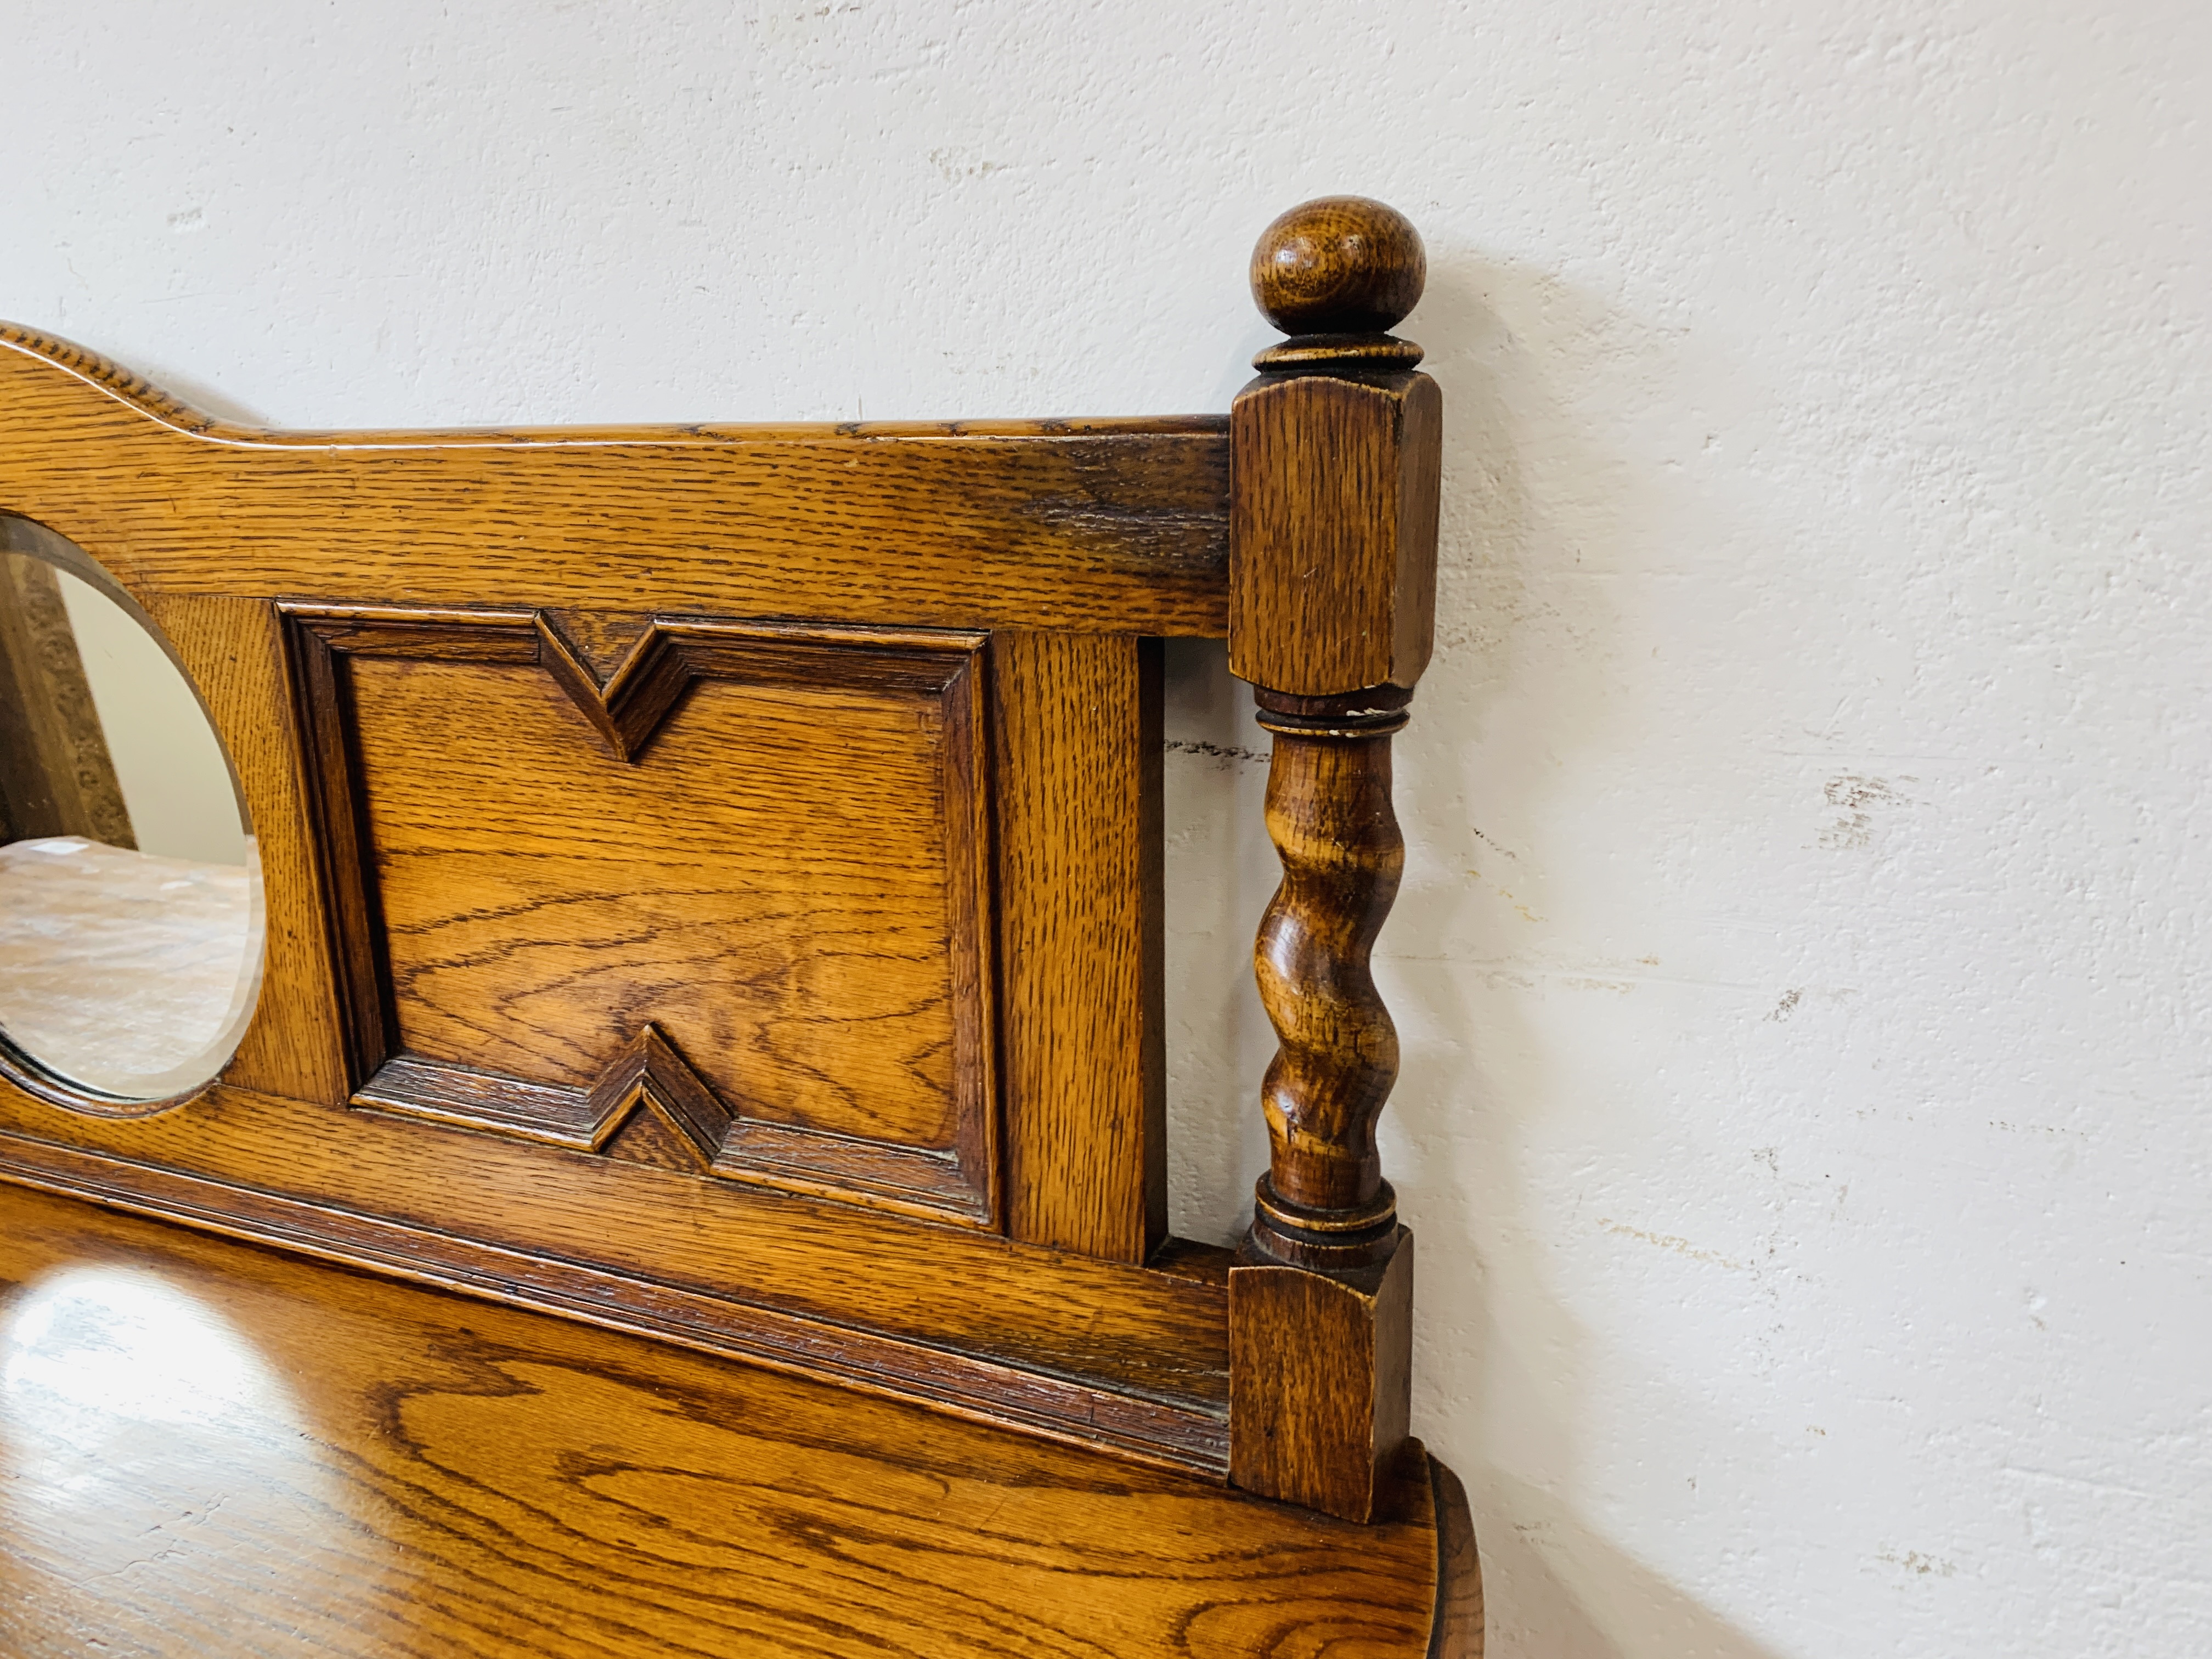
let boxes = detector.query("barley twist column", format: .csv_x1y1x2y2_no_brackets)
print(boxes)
1226,196,1441,1523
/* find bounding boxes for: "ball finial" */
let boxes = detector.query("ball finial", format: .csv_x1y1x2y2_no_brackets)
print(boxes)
1250,196,1426,337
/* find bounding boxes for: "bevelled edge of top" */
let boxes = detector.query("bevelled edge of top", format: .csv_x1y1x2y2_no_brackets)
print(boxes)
0,323,232,441
0,324,1234,453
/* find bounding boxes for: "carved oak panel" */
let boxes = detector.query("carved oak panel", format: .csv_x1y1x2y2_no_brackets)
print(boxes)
283,605,997,1228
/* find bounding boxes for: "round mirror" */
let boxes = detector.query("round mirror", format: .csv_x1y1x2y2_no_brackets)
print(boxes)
0,519,263,1106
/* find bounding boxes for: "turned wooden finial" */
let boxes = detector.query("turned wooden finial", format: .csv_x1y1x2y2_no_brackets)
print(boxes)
1249,196,1427,368
1227,197,1443,1522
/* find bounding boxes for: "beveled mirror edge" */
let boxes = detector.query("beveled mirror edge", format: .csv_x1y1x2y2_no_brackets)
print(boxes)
0,512,267,1114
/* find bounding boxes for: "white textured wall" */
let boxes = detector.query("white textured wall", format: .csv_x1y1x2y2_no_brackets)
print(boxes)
6,4,2208,1654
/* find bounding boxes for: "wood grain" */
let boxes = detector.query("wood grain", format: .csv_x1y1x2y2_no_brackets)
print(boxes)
288,605,998,1227
1251,686,1410,1241
1229,369,1442,696
1250,195,1429,338
0,587,1199,1462
0,1081,1233,1472
142,594,347,1107
0,1183,1473,1658
1230,1239,1414,1525
347,657,970,1148
1427,1458,1489,1657
992,630,1167,1261
0,326,1229,636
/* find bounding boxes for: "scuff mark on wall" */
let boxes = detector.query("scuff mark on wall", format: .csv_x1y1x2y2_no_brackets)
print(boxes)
1820,774,1908,849
1598,1218,1748,1272
1164,737,1267,766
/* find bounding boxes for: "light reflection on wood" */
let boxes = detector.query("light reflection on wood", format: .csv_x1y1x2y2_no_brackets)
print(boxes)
0,1184,1449,1657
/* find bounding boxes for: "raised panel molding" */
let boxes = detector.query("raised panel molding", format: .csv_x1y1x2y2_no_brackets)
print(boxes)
281,602,998,1229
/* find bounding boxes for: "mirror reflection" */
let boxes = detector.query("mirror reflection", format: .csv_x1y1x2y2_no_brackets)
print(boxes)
0,521,262,1103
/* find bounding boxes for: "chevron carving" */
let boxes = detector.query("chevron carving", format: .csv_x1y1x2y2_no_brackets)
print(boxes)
534,611,980,764
582,1024,733,1170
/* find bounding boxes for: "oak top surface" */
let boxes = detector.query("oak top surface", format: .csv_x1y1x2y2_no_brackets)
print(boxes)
0,1183,1451,1657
